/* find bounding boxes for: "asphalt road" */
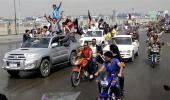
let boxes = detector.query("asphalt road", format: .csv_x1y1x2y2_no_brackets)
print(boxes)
0,30,170,100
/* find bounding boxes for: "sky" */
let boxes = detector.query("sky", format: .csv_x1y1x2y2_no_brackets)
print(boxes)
0,0,170,19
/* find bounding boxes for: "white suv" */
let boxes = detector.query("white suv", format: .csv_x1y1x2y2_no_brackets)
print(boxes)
79,30,106,46
103,35,139,62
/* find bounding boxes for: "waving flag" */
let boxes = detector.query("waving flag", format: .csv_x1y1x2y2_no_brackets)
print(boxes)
128,14,131,20
88,10,92,23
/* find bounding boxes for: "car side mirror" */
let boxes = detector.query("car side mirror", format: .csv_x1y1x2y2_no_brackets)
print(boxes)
51,43,58,48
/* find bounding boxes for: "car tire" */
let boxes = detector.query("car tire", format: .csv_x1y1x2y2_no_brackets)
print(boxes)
39,59,51,78
130,51,135,62
7,70,20,77
68,51,77,66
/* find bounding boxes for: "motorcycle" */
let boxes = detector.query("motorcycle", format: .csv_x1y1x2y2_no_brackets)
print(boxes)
150,43,160,68
71,56,91,87
97,72,121,100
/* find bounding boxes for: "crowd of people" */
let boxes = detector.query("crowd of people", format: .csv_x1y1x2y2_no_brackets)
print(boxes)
146,19,165,59
20,1,167,100
21,2,128,99
23,1,82,43
76,38,125,99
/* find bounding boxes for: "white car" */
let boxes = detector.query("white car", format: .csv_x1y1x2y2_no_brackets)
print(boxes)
103,35,139,62
79,30,106,46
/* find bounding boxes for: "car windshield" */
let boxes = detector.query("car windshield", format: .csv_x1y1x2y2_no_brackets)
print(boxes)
21,38,51,48
84,31,103,37
114,37,132,45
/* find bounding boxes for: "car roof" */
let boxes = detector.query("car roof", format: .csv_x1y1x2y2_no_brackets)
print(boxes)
114,35,132,38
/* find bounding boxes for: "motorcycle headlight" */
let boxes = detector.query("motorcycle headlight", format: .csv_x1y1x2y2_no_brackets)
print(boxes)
101,80,109,87
74,60,80,66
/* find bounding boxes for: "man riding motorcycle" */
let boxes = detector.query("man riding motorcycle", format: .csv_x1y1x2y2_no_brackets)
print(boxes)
147,33,163,59
95,51,124,99
79,41,95,79
110,44,125,96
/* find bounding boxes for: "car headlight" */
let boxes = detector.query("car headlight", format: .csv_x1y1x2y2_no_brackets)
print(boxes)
127,50,131,53
25,54,39,59
3,54,8,59
121,50,131,53
79,40,83,43
97,40,101,43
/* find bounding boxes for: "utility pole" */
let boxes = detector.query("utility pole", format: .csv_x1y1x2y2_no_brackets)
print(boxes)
18,0,21,34
14,0,17,35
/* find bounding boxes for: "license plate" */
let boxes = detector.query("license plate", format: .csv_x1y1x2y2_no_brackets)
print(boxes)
10,63,18,68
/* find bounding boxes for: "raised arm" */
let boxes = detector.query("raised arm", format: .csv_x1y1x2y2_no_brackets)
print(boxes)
44,14,51,23
57,1,62,9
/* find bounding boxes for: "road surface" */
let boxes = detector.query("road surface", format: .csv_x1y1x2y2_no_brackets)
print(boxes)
0,30,170,100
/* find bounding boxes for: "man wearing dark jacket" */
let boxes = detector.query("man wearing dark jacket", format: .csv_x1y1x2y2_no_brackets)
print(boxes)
23,30,31,42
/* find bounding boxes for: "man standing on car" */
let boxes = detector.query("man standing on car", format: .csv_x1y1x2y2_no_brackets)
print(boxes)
52,1,62,20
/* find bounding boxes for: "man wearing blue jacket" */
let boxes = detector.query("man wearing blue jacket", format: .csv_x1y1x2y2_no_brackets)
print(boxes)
52,1,62,20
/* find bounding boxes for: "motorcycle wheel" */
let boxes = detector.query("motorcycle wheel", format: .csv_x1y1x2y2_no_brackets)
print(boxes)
71,72,81,87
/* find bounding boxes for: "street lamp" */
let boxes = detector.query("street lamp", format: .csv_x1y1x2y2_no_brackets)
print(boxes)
13,0,17,35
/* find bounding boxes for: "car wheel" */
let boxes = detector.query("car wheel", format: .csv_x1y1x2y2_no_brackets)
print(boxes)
130,51,135,62
7,70,20,77
39,59,51,77
69,52,77,66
